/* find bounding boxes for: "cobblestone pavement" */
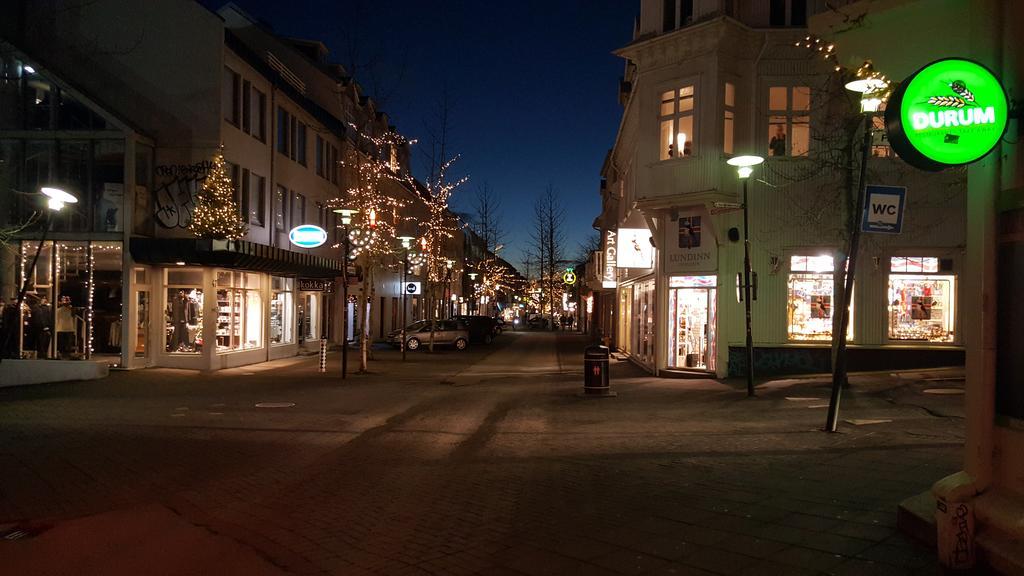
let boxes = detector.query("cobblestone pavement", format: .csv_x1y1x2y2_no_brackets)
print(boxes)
0,331,964,575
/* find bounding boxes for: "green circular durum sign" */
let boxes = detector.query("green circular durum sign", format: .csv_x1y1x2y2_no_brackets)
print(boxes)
885,58,1008,171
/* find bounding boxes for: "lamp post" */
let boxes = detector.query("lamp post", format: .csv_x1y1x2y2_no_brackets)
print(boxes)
726,155,764,398
397,236,415,361
444,259,454,318
825,76,887,432
2,187,78,362
467,272,479,314
333,208,358,379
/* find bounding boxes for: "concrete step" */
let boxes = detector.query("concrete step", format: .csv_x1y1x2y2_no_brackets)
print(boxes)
976,489,1024,576
898,489,937,548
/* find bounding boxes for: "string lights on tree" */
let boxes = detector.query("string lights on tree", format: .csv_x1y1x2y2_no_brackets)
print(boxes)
189,146,247,240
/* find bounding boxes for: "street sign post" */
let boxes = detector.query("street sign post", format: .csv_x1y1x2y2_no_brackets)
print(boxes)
862,185,907,234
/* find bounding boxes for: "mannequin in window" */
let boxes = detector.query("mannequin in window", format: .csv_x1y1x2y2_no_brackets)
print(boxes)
770,125,787,157
171,290,196,351
56,295,75,358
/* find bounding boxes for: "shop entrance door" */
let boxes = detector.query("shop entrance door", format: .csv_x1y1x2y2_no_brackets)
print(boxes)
667,276,717,371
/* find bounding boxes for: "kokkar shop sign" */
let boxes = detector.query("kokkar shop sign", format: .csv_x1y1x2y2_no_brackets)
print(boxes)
886,58,1008,171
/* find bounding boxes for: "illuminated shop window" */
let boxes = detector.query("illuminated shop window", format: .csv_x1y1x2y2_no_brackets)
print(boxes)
659,85,696,160
888,257,955,343
166,268,204,354
787,255,852,341
270,276,294,345
215,270,263,352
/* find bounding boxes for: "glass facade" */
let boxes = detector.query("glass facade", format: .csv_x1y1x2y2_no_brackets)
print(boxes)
787,255,852,341
215,271,263,352
270,276,294,344
667,276,717,370
166,269,203,354
10,241,123,363
888,258,955,342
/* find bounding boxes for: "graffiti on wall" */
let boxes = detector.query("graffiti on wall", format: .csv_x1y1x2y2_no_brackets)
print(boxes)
153,161,213,229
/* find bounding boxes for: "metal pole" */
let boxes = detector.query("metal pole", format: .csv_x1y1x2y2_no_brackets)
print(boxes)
341,232,348,380
742,177,755,397
401,254,408,361
1,212,51,362
826,113,874,432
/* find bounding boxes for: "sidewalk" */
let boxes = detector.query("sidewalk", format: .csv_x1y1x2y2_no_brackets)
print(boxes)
0,332,964,575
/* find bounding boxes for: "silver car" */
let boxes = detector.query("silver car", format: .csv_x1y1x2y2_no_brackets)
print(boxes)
387,320,469,351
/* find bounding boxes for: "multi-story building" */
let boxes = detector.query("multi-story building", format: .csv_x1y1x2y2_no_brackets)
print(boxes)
0,1,465,374
596,0,967,377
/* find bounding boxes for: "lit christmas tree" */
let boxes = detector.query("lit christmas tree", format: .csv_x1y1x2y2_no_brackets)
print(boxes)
189,147,247,240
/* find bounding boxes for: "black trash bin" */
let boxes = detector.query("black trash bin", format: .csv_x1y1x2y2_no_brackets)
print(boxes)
583,345,613,396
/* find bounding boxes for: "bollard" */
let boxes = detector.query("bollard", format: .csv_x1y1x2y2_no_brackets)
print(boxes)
580,344,615,397
319,337,327,373
936,497,975,570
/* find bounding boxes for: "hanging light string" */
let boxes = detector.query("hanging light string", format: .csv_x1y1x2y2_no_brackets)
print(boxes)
189,145,248,240
796,35,891,99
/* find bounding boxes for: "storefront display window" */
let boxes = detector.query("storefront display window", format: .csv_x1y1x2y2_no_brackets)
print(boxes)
888,257,955,342
632,279,656,366
215,270,262,352
271,276,294,345
11,241,123,363
668,276,717,371
787,255,852,341
166,268,203,354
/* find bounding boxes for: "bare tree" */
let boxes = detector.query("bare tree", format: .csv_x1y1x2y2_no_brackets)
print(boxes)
528,185,566,330
471,182,507,254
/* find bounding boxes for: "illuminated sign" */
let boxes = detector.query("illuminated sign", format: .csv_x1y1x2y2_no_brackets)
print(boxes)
298,278,334,292
404,282,422,295
602,230,617,288
886,58,1008,171
563,268,577,285
288,224,328,248
616,228,654,269
664,207,717,274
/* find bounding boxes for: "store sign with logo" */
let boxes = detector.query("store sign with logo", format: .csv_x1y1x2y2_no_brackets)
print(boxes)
288,224,328,248
404,282,422,295
602,230,617,288
886,58,1008,171
562,268,577,285
298,278,334,292
663,207,717,274
616,228,654,269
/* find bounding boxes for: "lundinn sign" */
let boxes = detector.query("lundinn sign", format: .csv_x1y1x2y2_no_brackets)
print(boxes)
886,58,1008,171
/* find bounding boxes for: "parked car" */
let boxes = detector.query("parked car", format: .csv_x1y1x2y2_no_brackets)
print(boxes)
526,314,549,330
387,320,469,351
492,316,505,334
454,315,499,344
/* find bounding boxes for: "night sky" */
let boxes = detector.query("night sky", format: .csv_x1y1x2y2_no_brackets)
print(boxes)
201,0,639,271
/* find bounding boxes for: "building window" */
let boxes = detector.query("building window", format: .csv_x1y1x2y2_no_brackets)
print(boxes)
291,191,305,228
241,80,251,134
662,0,693,31
330,144,339,183
289,115,298,161
252,87,266,141
768,86,810,157
888,257,955,342
787,255,852,341
215,270,263,352
223,67,240,126
296,121,307,166
659,84,695,160
249,172,266,226
315,135,324,176
274,185,287,230
276,106,289,155
271,276,295,345
166,269,204,354
723,82,735,155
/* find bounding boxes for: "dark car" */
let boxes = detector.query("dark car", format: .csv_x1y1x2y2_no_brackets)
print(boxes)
455,315,499,344
526,314,549,330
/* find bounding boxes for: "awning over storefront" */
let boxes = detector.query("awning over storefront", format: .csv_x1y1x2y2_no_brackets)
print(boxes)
130,238,346,278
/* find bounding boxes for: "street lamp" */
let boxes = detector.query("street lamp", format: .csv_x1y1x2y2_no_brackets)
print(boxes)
826,72,889,432
333,207,358,378
2,187,78,361
726,155,764,398
444,259,454,318
467,271,479,314
397,235,415,361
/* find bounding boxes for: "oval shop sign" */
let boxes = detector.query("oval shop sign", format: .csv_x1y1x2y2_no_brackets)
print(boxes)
289,224,328,249
885,58,1008,171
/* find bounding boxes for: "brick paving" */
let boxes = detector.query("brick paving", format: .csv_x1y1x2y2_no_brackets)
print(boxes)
0,331,962,575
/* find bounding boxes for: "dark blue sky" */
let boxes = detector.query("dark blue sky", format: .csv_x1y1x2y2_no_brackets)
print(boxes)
205,0,638,270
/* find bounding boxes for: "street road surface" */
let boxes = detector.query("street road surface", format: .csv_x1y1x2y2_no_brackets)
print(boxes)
0,331,962,575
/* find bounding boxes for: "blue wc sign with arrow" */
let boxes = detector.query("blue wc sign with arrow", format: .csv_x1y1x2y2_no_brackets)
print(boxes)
862,185,907,234
289,224,328,248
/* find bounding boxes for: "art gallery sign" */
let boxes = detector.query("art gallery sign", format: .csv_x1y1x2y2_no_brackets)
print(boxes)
886,58,1008,171
602,229,617,288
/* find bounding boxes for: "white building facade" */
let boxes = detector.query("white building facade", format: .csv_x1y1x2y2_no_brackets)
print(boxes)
599,0,967,378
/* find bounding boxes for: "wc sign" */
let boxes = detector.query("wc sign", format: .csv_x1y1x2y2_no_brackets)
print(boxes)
862,185,907,234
